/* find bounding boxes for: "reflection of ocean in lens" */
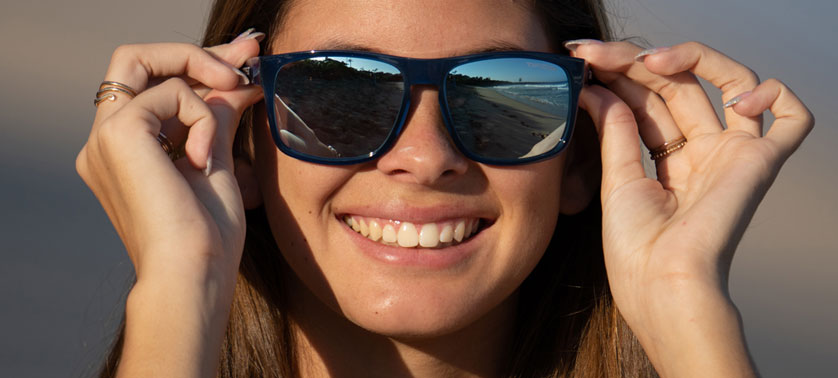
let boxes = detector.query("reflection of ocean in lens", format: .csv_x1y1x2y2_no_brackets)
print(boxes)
446,84,568,160
491,83,569,115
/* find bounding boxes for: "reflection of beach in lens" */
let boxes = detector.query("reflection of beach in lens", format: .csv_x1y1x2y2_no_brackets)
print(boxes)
447,84,568,160
275,57,404,159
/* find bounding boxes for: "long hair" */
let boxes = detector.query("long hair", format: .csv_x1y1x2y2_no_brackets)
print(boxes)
100,1,656,376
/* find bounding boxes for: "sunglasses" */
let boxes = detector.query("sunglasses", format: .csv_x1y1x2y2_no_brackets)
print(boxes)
243,50,587,165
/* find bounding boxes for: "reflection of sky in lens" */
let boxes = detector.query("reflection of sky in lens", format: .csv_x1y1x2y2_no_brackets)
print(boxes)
327,57,400,73
452,59,568,83
320,56,567,83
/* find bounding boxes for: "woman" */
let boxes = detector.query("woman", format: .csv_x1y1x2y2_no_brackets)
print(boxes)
77,0,813,376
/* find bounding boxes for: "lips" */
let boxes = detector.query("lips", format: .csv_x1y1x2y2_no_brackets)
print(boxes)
343,215,483,248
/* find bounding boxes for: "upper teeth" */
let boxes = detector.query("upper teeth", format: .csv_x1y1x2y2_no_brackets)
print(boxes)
344,216,480,248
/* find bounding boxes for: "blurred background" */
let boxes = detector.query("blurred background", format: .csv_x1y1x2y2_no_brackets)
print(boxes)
0,0,835,376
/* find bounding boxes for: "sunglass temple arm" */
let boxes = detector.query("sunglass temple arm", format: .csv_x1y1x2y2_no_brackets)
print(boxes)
241,57,262,86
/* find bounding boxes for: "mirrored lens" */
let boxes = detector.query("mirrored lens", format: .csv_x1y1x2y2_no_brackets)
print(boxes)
445,58,571,160
273,56,404,159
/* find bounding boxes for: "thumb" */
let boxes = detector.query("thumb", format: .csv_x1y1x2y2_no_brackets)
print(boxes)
578,85,646,196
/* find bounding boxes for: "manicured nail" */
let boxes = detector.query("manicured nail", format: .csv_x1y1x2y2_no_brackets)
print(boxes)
245,32,265,42
723,91,752,108
204,149,213,177
232,67,250,86
563,39,603,52
634,47,670,62
231,27,255,43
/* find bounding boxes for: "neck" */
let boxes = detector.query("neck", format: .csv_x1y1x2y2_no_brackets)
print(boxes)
284,271,518,378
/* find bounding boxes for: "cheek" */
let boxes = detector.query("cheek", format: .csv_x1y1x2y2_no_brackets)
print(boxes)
252,113,351,220
489,159,564,273
251,117,348,275
493,159,563,228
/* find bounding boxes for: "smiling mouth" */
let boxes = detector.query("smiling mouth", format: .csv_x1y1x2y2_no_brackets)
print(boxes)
342,215,487,248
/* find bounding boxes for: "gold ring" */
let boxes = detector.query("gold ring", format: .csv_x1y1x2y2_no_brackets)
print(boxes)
650,136,687,160
94,81,139,107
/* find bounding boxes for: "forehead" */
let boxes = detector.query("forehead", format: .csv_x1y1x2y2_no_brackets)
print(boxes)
272,0,551,58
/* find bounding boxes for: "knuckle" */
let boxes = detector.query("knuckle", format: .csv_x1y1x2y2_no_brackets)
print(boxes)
163,76,189,88
183,43,208,63
802,109,816,128
158,77,192,94
718,66,759,94
110,44,138,63
609,102,638,126
96,116,137,152
75,147,89,178
763,77,783,87
740,67,760,86
747,67,760,83
184,42,204,54
727,67,760,92
680,41,707,52
764,78,815,126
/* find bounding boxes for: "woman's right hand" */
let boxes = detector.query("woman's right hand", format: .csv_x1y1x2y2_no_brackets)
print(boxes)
76,33,263,377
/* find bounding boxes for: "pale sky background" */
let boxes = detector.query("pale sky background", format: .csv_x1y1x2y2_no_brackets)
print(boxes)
0,0,835,376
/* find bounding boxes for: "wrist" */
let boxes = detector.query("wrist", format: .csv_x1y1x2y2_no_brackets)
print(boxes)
118,273,237,377
623,281,757,378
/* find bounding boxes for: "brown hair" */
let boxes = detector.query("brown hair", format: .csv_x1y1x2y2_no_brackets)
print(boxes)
100,1,656,376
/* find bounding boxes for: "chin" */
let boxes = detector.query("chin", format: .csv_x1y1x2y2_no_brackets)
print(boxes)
338,283,518,341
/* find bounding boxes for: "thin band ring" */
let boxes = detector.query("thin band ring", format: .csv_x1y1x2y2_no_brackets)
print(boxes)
650,136,687,160
96,87,136,98
156,131,178,159
99,81,138,97
94,81,139,107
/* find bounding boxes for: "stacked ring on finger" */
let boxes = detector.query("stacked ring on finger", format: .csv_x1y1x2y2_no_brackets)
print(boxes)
650,136,687,160
156,131,184,161
94,81,139,106
156,131,175,156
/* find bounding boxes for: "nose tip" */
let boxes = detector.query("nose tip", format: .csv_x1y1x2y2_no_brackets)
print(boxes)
375,85,469,185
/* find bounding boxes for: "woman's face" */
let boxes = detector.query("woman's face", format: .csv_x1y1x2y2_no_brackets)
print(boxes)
253,0,571,337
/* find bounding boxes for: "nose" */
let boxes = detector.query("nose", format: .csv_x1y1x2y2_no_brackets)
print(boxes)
376,85,469,185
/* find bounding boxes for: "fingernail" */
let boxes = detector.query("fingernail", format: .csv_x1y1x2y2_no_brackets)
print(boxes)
204,149,213,177
231,27,255,43
723,91,752,108
232,67,250,86
245,32,265,43
563,39,603,52
634,47,670,62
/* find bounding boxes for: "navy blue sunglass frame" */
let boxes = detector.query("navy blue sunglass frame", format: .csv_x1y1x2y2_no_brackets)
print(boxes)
243,50,588,166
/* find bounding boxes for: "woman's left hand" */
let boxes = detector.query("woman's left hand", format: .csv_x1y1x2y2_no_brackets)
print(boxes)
571,41,813,377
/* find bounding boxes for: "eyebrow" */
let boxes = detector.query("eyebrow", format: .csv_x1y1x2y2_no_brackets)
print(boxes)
310,38,530,57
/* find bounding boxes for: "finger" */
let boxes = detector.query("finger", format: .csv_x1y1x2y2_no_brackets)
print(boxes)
595,71,682,150
81,78,218,246
148,34,262,89
196,85,265,171
118,78,218,170
639,42,763,136
157,74,260,167
600,73,688,185
579,85,647,196
730,79,815,157
155,83,215,153
573,41,722,139
204,32,263,71
94,42,251,122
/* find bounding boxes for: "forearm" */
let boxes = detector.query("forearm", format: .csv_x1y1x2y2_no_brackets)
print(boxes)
116,273,236,378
